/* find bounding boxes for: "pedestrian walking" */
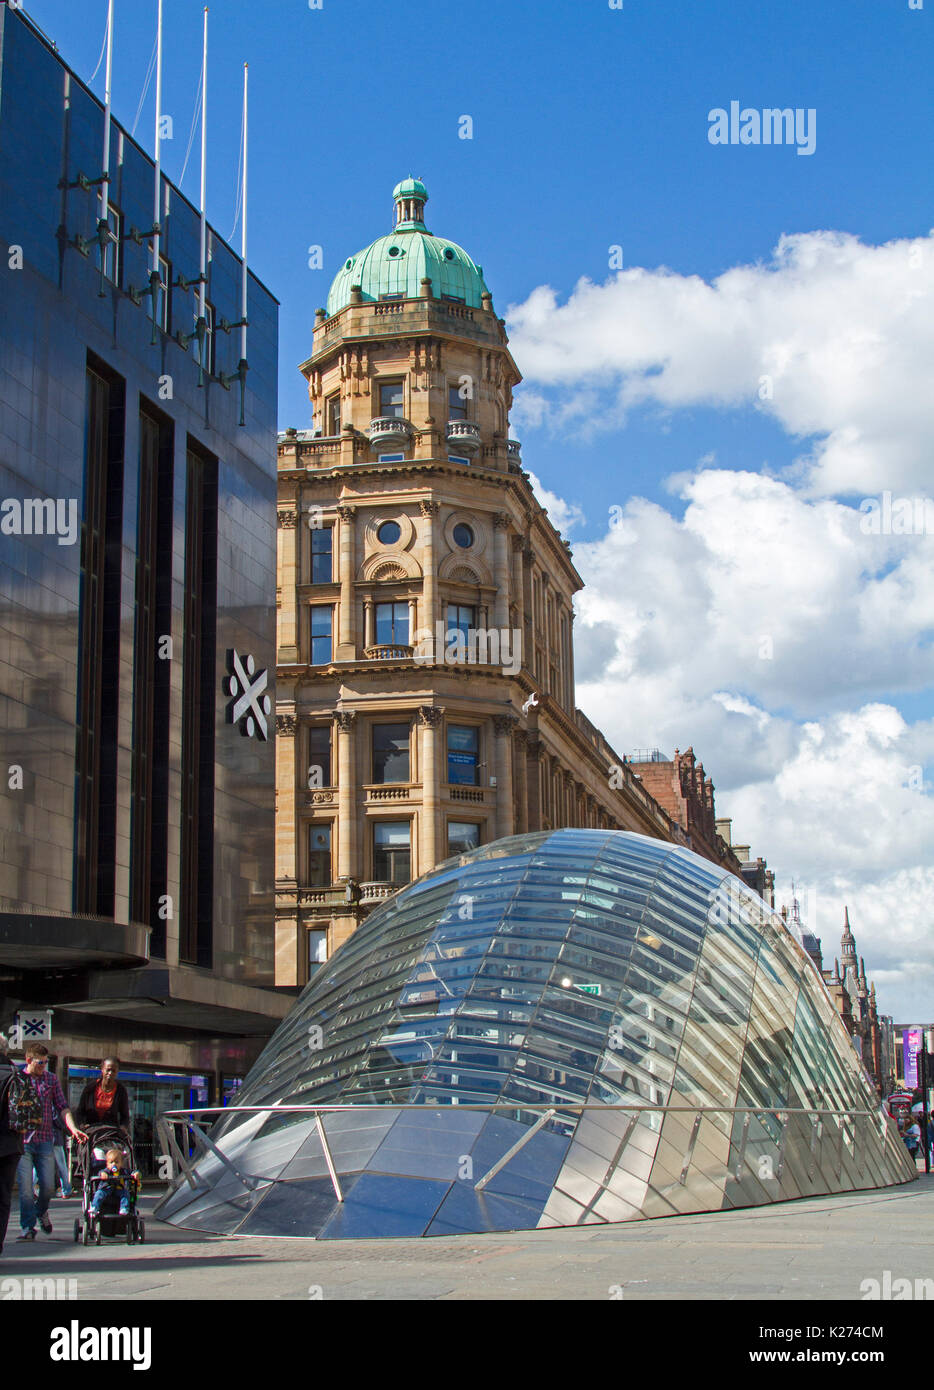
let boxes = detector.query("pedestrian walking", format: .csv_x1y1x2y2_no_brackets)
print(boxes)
0,1032,24,1257
51,1113,72,1198
15,1044,87,1241
75,1057,130,1132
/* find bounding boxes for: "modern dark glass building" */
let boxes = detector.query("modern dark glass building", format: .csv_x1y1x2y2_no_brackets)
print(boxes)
0,5,289,1127
157,830,915,1238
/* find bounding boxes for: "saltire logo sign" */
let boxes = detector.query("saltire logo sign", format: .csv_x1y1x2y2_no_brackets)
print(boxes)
224,649,272,740
17,1011,52,1041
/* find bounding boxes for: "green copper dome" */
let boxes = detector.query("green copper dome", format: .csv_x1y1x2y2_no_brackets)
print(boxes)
326,179,491,317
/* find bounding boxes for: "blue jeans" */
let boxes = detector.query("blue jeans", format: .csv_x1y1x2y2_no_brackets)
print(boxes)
18,1140,54,1232
91,1182,129,1216
52,1144,71,1196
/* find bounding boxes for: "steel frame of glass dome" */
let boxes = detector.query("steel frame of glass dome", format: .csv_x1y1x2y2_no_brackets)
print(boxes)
155,831,915,1239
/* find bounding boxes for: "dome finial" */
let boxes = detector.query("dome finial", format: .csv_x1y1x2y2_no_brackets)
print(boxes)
393,177,429,231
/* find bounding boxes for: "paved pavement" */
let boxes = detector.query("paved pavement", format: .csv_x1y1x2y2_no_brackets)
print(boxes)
2,1174,931,1300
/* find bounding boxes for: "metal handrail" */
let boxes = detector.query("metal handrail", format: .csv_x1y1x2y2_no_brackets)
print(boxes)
162,1102,891,1119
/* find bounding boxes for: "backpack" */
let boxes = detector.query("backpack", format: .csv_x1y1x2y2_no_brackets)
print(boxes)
1,1069,44,1134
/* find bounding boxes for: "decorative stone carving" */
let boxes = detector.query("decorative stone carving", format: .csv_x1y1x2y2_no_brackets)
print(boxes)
418,706,445,729
522,545,534,564
310,791,334,804
371,562,407,582
419,499,440,518
493,512,511,530
511,533,525,553
276,715,297,736
277,510,298,529
493,713,519,737
513,728,528,750
448,565,479,585
337,505,356,522
335,710,357,733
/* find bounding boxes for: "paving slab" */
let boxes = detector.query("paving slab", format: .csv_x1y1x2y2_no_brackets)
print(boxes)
0,1175,930,1300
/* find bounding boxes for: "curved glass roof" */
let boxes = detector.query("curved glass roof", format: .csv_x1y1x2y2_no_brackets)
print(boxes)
156,831,915,1238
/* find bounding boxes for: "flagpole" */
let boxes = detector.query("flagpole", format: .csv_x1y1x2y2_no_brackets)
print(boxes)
240,63,248,366
199,6,208,324
153,0,163,273
100,0,115,227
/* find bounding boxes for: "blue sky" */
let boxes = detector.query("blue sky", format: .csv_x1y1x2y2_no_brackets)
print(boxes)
24,0,934,524
21,0,934,1021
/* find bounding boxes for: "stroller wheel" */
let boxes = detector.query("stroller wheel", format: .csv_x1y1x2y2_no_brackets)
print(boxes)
73,1220,81,1243
138,1219,145,1244
82,1223,89,1246
126,1224,133,1244
95,1227,102,1245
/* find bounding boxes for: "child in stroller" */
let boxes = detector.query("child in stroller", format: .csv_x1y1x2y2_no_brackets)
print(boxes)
74,1124,144,1245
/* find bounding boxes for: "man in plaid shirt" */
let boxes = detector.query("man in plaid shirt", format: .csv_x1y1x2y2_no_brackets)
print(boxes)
16,1043,87,1241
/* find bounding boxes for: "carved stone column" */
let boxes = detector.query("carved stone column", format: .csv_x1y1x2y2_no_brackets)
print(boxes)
364,597,375,650
492,512,511,631
337,505,356,660
275,714,298,882
493,713,518,839
418,706,444,871
419,500,440,640
274,711,299,987
513,728,529,834
522,544,534,682
335,710,357,878
525,738,543,831
511,534,525,658
277,510,299,662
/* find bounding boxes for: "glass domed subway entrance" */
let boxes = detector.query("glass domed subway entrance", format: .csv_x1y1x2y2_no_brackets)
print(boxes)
155,831,915,1238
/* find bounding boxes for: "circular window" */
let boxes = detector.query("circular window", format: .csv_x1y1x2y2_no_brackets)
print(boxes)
388,246,401,257
444,248,455,261
453,523,474,550
345,258,354,270
378,520,402,546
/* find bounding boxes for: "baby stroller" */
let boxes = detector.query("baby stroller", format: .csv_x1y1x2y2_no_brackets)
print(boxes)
73,1124,145,1246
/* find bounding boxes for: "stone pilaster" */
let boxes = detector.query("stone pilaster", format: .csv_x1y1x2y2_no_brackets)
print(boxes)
337,505,356,659
277,509,299,662
492,512,511,631
493,713,518,839
419,500,440,636
418,706,445,871
513,728,529,834
335,709,357,877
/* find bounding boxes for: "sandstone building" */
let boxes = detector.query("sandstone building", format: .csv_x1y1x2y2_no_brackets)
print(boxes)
274,180,751,986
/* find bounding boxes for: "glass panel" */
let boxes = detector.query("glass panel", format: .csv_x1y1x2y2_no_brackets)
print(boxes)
372,723,410,783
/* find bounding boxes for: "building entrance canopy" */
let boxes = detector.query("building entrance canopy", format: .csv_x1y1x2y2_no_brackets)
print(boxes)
156,831,915,1238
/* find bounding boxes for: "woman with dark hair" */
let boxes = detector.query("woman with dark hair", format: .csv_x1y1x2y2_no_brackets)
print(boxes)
75,1058,130,1133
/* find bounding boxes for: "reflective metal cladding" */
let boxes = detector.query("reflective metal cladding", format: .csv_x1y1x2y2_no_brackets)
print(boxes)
156,831,916,1238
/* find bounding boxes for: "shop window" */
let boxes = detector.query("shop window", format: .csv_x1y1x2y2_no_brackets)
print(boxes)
311,524,333,584
448,724,479,786
376,601,409,646
448,384,468,421
374,821,411,885
308,725,332,788
373,723,410,784
447,604,476,642
379,380,405,418
308,928,328,978
448,821,480,856
308,825,332,888
310,606,333,664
